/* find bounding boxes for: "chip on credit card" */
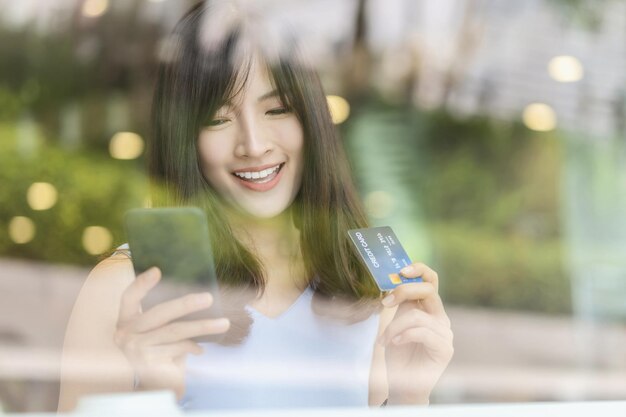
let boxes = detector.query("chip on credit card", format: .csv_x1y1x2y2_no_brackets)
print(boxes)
347,226,421,292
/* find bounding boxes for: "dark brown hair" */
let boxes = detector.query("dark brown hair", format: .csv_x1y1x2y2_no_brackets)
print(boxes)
149,1,380,338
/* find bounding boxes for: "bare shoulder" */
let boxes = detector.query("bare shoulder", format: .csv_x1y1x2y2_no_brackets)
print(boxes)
89,253,135,285
58,254,136,411
73,254,135,318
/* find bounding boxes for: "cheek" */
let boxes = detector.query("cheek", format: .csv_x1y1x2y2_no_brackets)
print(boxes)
282,120,305,156
197,135,226,180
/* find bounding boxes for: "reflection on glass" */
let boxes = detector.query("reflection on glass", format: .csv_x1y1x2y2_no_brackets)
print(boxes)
0,0,625,414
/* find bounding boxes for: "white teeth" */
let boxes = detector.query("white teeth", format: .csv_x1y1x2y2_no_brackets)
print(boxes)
234,164,281,180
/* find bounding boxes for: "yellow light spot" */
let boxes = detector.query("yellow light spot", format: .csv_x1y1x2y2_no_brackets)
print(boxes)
143,196,153,208
326,95,350,124
9,216,36,244
548,55,584,83
523,103,557,132
27,182,58,211
109,132,145,160
364,190,396,219
82,0,109,18
82,226,113,255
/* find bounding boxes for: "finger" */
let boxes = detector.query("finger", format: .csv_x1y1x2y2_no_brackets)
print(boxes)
173,355,187,371
118,267,161,323
379,308,452,345
400,263,439,291
382,283,449,324
129,292,214,333
397,263,447,319
390,327,454,359
148,340,204,359
141,317,230,345
420,293,450,326
381,282,435,307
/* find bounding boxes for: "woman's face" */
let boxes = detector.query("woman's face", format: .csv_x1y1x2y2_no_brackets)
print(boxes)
197,63,304,219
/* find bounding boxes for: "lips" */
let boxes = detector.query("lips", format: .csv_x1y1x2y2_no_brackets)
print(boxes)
231,163,285,192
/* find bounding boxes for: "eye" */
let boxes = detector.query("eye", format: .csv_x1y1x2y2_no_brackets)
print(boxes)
266,106,291,116
205,117,230,127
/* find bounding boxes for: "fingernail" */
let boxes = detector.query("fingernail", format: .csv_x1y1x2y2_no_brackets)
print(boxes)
392,335,402,344
400,266,413,276
381,294,395,307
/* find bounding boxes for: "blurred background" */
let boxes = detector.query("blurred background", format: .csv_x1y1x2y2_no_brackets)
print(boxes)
1,0,625,412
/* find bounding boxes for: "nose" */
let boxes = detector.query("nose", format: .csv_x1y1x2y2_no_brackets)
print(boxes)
234,113,272,159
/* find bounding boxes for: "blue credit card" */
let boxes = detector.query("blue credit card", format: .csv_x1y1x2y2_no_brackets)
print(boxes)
347,226,421,292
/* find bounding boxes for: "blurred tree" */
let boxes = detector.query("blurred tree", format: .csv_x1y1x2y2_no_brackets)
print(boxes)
547,0,617,30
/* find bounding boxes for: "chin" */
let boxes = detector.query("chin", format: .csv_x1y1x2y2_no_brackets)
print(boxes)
245,206,290,220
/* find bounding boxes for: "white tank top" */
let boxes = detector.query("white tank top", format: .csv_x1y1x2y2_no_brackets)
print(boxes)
179,287,380,410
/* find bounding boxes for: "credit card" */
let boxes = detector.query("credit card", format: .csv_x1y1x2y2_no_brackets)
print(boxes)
347,226,421,292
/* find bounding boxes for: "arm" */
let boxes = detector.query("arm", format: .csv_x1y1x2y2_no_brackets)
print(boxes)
58,256,230,412
57,255,136,412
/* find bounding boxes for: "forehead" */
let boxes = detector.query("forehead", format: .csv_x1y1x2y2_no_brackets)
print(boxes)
217,57,275,105
223,55,278,107
242,61,275,98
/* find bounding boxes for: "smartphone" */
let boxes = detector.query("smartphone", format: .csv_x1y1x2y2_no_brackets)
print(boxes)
124,207,223,342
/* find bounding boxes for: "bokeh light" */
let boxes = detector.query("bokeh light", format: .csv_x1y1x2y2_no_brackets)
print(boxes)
522,103,557,132
26,182,58,211
82,0,109,18
326,95,350,124
8,216,36,244
548,55,584,83
109,132,145,160
364,190,396,219
82,226,113,255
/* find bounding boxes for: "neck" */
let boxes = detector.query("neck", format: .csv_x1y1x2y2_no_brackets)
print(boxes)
228,209,295,258
227,207,306,292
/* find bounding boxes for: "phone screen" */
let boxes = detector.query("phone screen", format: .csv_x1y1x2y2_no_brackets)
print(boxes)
124,207,223,342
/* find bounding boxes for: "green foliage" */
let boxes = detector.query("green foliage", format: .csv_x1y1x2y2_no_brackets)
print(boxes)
432,222,570,314
344,104,569,313
546,0,614,31
0,123,148,265
417,112,569,312
417,111,562,238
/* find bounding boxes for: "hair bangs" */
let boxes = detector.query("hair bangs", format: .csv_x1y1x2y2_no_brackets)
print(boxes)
194,29,255,130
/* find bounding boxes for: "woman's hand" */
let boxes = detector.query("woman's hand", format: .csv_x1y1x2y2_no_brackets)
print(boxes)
113,267,230,398
378,262,454,405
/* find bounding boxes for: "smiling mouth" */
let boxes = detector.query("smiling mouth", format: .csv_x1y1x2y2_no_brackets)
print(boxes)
232,163,285,184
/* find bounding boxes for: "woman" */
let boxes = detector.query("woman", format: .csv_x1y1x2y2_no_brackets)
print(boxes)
58,1,453,411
